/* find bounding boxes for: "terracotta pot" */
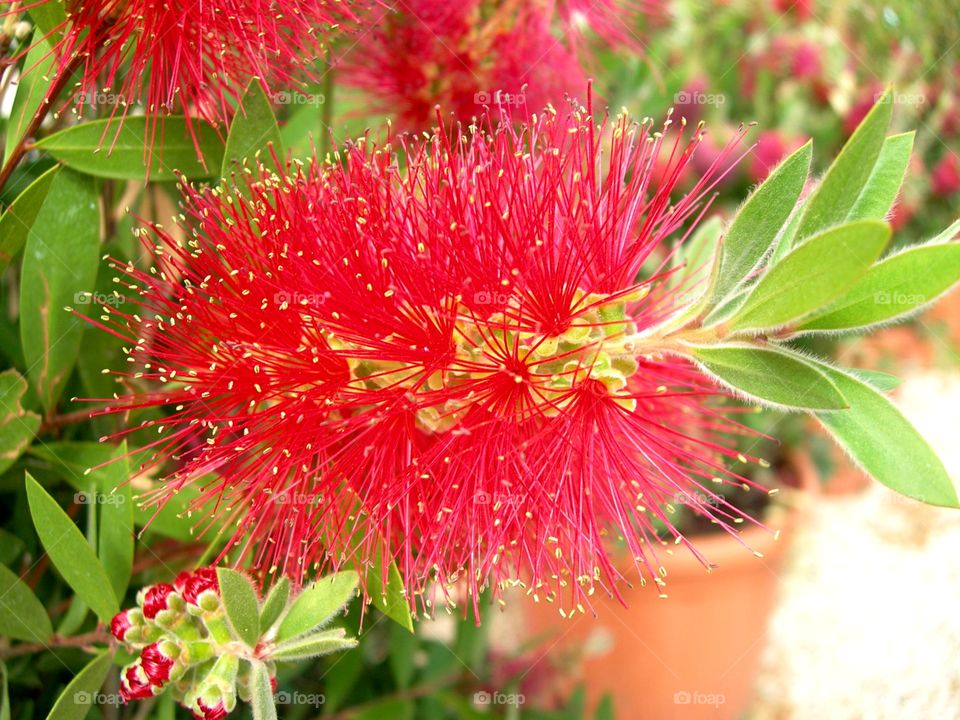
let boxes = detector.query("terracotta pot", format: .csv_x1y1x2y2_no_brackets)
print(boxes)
518,453,818,720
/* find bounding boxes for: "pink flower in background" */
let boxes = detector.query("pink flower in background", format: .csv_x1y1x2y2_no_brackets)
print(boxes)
747,130,805,183
336,0,649,130
931,154,960,198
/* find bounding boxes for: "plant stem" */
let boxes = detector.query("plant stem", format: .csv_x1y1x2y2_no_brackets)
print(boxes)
0,630,113,659
0,54,78,195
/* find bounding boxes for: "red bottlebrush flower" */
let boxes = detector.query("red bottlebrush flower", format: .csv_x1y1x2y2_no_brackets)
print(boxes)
89,95,766,615
931,154,960,198
110,609,134,641
175,568,220,606
141,583,176,619
20,1,362,156
791,41,822,80
336,1,650,131
140,643,175,686
120,664,156,701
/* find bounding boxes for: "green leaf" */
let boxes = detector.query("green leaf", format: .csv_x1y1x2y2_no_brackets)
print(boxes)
929,218,960,245
24,473,119,623
0,165,59,274
0,661,9,720
6,34,57,164
848,132,914,221
258,576,290,632
44,652,113,720
791,89,893,245
222,81,285,177
26,442,134,598
851,369,901,393
20,167,100,412
249,661,278,720
388,620,417,689
727,220,890,333
367,548,413,632
0,562,53,642
689,344,847,410
28,1,67,40
816,368,958,507
216,568,261,648
798,243,960,332
276,571,358,642
594,695,616,720
0,370,41,475
270,628,357,661
668,216,722,295
36,117,225,181
712,141,812,303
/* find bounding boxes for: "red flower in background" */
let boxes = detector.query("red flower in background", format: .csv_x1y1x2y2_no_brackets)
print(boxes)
17,0,362,153
747,130,806,183
89,96,764,616
336,0,649,130
931,154,960,198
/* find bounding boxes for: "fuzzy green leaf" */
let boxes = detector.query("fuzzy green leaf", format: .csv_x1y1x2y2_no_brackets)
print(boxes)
258,576,290,633
367,548,413,632
271,628,358,661
690,344,847,410
19,167,100,412
0,370,41,475
276,571,358,642
712,141,812,303
851,369,902,393
217,568,261,648
798,243,960,332
728,220,890,333
36,117,224,180
0,165,59,274
791,89,893,244
24,473,119,623
249,661,278,720
848,132,914,221
222,82,285,177
0,563,53,642
45,652,113,720
816,368,958,507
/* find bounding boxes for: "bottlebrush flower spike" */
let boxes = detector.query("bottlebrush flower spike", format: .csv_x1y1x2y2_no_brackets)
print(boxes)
89,95,763,617
13,0,363,157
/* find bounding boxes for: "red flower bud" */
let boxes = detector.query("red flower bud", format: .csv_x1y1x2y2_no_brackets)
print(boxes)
193,699,228,720
120,664,155,702
141,583,176,619
140,643,175,686
175,568,220,606
110,610,134,642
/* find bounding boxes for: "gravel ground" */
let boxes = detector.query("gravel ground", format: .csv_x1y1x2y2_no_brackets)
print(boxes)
752,372,960,720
